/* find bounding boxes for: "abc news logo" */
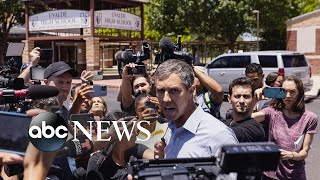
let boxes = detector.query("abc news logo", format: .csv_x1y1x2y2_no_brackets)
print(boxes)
28,112,151,152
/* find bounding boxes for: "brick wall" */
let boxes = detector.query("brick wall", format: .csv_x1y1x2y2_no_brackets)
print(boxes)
306,58,320,74
22,40,35,63
85,38,100,71
316,29,320,53
287,30,297,51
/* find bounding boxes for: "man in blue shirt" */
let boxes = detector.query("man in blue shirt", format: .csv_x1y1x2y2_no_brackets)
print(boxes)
154,59,238,158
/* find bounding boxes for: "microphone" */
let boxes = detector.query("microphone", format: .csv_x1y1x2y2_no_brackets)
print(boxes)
159,37,175,53
0,85,59,99
121,50,134,64
114,50,124,62
56,135,94,158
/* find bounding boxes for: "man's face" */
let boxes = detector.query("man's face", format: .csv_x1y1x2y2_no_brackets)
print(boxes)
156,73,194,125
133,77,151,96
46,72,72,105
81,99,92,113
246,72,264,89
135,98,146,120
228,86,254,114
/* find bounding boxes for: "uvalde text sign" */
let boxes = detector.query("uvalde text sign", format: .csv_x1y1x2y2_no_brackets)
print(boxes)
29,10,90,31
94,10,141,31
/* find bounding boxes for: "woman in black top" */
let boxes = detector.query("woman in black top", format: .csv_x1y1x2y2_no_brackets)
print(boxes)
87,115,154,180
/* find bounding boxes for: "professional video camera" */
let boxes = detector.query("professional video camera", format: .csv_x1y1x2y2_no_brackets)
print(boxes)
0,85,59,112
129,142,280,180
0,57,20,78
115,42,151,77
0,76,24,90
155,36,193,65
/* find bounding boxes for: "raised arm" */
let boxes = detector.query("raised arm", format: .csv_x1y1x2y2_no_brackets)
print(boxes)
193,66,224,105
251,111,266,122
121,64,135,108
19,47,41,84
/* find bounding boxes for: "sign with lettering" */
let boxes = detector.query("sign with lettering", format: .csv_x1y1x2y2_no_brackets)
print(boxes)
94,10,141,31
29,10,90,31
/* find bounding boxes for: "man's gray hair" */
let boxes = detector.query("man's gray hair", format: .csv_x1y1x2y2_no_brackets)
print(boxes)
155,59,194,89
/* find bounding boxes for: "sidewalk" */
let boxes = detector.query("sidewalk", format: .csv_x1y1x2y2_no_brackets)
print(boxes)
305,75,320,99
72,74,320,97
72,74,121,88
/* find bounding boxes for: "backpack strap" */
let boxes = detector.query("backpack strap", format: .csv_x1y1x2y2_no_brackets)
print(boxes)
203,92,212,109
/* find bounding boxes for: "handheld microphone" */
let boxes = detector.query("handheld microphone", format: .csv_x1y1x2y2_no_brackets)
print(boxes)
56,135,94,158
0,85,59,99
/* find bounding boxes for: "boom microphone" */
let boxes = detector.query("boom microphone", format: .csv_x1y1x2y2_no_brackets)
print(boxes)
0,85,59,99
56,135,94,158
159,37,175,53
121,50,134,64
114,50,124,62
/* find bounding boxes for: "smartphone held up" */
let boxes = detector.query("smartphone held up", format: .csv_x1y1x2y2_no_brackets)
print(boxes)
263,87,286,99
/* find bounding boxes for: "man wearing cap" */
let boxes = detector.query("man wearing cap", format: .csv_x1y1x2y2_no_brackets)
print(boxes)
43,62,96,179
43,61,78,120
193,66,224,119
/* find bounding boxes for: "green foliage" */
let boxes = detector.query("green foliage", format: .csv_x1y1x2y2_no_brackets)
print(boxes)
301,0,320,13
145,0,319,51
0,0,50,64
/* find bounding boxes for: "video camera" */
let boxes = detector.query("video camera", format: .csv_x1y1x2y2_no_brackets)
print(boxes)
129,142,280,180
155,36,193,65
115,42,151,77
0,57,20,78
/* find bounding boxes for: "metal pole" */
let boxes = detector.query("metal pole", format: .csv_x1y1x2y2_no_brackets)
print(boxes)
257,11,260,51
253,10,260,51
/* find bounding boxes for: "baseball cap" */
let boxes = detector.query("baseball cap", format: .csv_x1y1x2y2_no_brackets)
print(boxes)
44,61,78,79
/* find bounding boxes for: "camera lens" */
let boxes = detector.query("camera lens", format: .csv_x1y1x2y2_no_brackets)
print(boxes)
132,67,137,74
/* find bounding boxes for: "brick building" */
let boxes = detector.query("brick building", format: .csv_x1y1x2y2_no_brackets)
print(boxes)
286,9,320,74
22,0,148,73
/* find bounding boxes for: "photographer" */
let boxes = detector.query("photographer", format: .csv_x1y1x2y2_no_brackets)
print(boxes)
224,77,265,142
252,75,318,180
193,66,224,119
153,59,238,159
120,63,152,115
24,108,57,180
134,93,169,150
69,70,94,114
0,108,57,180
87,115,154,180
18,47,41,84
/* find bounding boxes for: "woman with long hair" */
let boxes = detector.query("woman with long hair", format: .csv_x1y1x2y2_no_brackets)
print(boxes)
253,75,318,180
89,96,108,121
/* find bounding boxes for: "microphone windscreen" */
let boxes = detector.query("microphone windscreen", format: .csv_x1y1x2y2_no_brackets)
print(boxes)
114,51,123,62
121,50,133,64
159,37,174,53
66,135,94,158
28,85,59,99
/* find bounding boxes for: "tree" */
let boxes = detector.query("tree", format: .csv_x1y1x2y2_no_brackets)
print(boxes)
146,0,252,51
0,0,25,65
145,0,319,51
0,0,60,65
302,0,320,13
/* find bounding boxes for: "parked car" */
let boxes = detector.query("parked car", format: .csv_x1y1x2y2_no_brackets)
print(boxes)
205,51,313,94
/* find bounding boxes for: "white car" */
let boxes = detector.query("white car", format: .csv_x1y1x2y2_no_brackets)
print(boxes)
205,51,313,94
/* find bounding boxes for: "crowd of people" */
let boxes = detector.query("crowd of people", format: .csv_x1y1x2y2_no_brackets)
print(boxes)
0,47,318,180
